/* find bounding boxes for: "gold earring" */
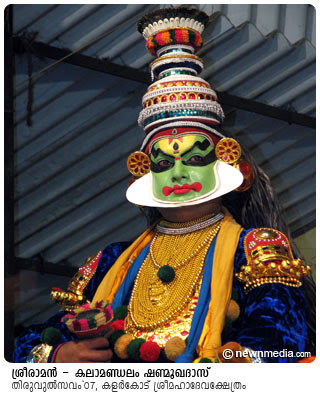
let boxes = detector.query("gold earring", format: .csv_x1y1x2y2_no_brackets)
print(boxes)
233,157,255,192
215,138,254,191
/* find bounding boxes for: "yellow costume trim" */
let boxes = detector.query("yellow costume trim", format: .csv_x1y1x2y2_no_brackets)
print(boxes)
92,209,242,362
194,208,242,362
92,225,156,304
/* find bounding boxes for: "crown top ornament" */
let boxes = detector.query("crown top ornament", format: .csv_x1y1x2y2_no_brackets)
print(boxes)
137,7,209,40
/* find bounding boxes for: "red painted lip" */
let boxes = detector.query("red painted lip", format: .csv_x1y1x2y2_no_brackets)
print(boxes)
162,182,202,196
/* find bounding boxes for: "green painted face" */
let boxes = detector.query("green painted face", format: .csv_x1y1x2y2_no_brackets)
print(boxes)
150,135,217,202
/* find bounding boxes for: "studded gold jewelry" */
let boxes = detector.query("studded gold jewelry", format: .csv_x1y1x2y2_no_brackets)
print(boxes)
236,228,311,293
27,343,53,363
236,257,311,292
233,156,255,192
159,212,216,228
50,251,102,311
126,282,202,347
150,222,221,270
127,151,151,177
156,212,224,235
127,220,222,331
215,138,242,164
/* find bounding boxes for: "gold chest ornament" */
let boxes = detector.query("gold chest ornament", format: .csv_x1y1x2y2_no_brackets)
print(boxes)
125,215,223,347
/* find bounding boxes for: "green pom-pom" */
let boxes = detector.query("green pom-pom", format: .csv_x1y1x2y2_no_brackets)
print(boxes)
40,328,62,345
199,357,213,363
126,338,145,360
157,265,175,283
109,329,125,347
113,305,128,320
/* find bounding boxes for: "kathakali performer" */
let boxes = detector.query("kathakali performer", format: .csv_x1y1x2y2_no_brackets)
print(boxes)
14,7,315,363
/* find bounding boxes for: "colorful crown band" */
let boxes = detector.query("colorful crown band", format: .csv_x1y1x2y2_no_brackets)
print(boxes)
146,28,204,56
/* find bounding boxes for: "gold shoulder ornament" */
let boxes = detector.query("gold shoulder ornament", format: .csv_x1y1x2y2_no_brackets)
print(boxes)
50,251,102,311
236,228,310,293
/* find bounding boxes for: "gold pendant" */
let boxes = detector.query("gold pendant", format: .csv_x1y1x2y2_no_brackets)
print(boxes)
148,270,168,306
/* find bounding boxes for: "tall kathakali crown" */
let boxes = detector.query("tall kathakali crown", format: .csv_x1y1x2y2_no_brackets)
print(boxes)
126,7,254,201
136,7,226,155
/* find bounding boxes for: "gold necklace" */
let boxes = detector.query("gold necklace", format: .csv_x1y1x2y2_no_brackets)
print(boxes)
127,220,221,331
156,212,224,235
125,281,202,346
150,225,219,270
158,212,216,228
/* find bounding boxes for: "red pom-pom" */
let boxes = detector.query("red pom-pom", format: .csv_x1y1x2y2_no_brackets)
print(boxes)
110,319,125,331
139,341,161,362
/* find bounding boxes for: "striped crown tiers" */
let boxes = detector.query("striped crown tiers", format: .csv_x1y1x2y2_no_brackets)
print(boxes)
136,7,225,151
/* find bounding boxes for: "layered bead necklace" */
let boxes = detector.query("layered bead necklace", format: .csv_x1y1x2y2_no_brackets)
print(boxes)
126,213,224,345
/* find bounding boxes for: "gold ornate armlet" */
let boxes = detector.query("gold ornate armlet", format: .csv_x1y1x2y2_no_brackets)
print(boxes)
236,228,310,293
26,344,53,363
50,251,102,311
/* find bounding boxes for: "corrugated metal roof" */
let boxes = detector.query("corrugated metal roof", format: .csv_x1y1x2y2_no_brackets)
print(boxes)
11,4,315,325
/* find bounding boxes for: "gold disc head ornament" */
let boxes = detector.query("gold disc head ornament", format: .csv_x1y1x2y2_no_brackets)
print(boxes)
215,138,242,164
127,151,151,178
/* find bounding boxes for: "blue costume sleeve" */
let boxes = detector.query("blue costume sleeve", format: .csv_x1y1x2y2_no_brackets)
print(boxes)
13,242,131,363
13,312,77,363
222,229,309,363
